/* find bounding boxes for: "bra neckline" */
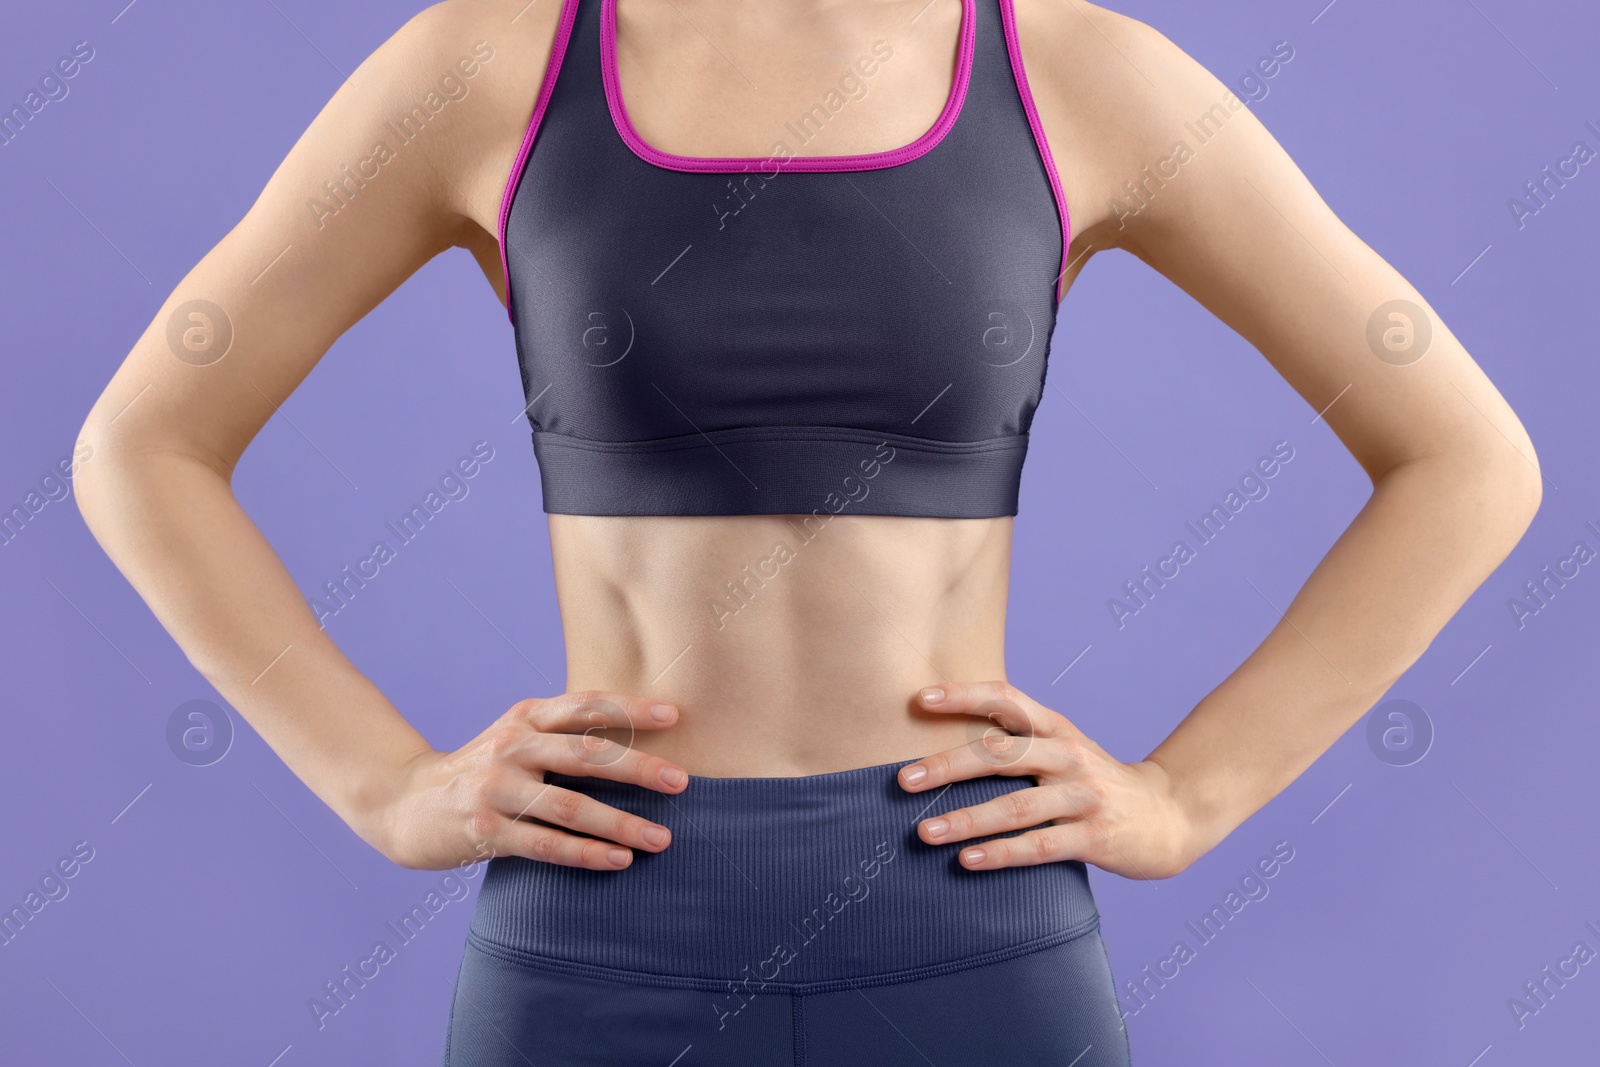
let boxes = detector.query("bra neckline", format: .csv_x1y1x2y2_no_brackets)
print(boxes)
599,0,977,174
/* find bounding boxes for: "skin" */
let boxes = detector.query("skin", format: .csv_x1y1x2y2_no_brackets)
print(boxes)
74,0,1540,880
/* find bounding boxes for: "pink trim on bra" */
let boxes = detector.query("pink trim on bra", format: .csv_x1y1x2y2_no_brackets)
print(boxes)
997,0,1071,306
498,0,583,322
600,0,976,174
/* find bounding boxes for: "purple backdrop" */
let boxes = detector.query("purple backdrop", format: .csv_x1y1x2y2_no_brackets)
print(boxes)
2,1,1595,1064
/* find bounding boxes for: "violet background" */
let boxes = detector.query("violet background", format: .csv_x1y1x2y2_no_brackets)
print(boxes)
1,0,1596,1064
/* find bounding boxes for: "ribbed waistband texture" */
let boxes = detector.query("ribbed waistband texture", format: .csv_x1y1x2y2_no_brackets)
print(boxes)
467,757,1099,991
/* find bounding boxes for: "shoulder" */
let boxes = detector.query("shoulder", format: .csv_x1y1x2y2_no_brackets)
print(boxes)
1006,0,1223,133
382,0,565,74
1006,0,1268,251
349,0,562,112
343,0,572,240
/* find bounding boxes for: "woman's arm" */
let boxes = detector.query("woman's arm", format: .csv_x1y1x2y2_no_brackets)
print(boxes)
1094,15,1541,857
73,0,687,870
895,3,1541,873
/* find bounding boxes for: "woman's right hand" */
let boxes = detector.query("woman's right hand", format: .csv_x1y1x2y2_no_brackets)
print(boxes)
375,691,688,872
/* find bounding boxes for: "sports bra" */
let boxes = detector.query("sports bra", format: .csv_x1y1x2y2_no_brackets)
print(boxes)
498,0,1070,518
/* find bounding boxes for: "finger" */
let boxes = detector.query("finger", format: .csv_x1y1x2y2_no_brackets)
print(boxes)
917,783,1089,846
514,692,689,792
956,824,1092,871
898,731,1080,791
490,814,638,871
534,731,690,794
916,680,1058,738
518,690,682,734
499,779,672,853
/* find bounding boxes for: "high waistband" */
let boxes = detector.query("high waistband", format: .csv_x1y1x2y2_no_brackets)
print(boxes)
468,757,1100,993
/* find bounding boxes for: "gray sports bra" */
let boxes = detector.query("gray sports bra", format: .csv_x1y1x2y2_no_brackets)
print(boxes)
498,0,1069,517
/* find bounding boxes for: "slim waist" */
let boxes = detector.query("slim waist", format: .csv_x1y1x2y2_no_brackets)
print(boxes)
468,757,1099,991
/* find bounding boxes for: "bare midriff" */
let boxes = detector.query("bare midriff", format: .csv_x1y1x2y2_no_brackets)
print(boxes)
549,513,1012,777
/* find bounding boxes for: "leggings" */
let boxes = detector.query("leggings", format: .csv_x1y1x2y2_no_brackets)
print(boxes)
443,757,1131,1066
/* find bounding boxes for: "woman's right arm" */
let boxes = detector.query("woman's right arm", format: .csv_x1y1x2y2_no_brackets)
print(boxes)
72,0,685,871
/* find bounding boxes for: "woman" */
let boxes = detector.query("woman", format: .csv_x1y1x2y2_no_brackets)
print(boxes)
73,0,1540,1062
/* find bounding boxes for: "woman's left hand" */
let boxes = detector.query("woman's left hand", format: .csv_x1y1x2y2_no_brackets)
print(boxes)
897,680,1201,880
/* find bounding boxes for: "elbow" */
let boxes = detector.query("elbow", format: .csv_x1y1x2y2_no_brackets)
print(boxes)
1515,449,1544,527
1375,432,1544,557
69,421,110,533
1495,432,1544,530
1470,437,1543,550
1445,405,1544,532
68,407,141,536
70,422,155,541
71,412,234,535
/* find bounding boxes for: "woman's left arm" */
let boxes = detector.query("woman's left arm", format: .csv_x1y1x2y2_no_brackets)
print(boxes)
896,5,1543,877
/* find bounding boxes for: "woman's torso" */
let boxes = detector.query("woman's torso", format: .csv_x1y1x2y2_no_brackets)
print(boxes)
456,0,1119,775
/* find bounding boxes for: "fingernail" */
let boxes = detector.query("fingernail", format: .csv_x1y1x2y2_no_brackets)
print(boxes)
607,847,631,867
963,848,986,865
923,818,948,838
642,826,669,847
901,764,927,785
659,766,687,788
649,704,675,722
921,687,945,705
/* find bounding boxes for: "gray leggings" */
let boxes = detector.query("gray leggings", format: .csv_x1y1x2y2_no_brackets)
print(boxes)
444,758,1132,1065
